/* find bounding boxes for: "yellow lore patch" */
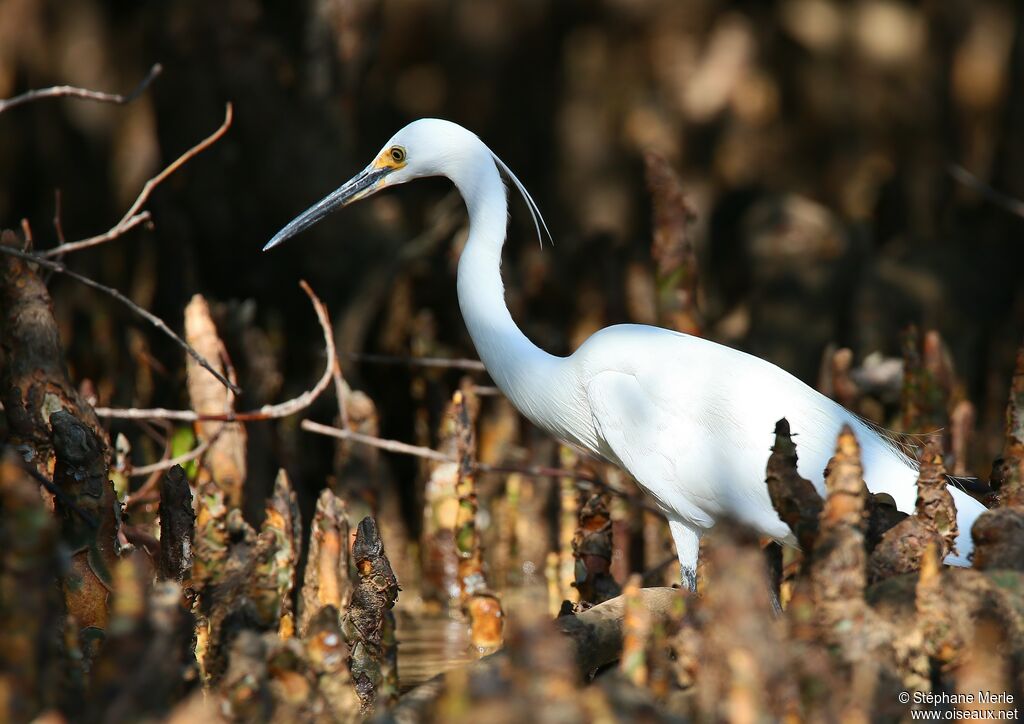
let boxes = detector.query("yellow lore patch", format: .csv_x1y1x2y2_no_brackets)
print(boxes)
374,145,407,170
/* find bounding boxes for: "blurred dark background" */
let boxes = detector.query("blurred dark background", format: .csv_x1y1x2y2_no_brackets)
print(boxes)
2,0,1022,524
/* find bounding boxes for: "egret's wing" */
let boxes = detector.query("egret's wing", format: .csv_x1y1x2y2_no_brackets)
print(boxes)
586,369,717,529
584,350,802,542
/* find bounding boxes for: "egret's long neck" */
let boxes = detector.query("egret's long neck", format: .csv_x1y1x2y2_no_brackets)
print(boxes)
453,154,560,422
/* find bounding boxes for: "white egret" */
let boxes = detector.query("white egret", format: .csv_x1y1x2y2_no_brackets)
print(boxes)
265,118,985,590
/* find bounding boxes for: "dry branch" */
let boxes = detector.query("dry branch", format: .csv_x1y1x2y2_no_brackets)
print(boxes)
347,352,486,371
0,105,238,395
0,63,162,114
130,431,216,478
302,418,655,509
0,241,238,395
94,279,334,423
304,419,451,462
41,103,233,258
42,212,152,259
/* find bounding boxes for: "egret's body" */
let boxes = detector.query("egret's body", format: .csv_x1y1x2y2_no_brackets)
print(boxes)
267,118,985,588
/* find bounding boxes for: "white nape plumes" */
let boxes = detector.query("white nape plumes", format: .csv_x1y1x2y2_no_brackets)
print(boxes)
267,118,986,589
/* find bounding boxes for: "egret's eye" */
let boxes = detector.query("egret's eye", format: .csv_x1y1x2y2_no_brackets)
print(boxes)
389,146,406,164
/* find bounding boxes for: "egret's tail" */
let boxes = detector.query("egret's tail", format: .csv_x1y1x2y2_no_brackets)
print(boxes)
854,418,987,568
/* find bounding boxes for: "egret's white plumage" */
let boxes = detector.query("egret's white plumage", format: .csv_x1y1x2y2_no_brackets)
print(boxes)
266,118,986,588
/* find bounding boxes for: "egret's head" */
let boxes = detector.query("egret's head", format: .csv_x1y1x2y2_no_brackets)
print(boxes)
263,119,477,251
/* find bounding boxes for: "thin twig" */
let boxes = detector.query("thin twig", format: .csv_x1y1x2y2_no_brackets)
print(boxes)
125,427,223,507
302,419,452,462
298,418,658,512
347,352,486,371
115,103,233,229
41,103,234,257
0,243,239,395
301,418,593,476
0,105,237,393
130,435,212,478
94,280,334,421
948,164,1024,220
39,212,152,258
0,63,162,114
92,406,206,422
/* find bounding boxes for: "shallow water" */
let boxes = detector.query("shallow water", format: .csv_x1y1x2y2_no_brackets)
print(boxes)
395,609,477,691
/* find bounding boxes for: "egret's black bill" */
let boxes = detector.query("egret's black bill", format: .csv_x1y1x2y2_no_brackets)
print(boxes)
263,166,391,251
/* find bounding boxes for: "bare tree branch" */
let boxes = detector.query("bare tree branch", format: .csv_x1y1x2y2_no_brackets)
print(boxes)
0,104,239,394
0,243,240,395
116,104,234,231
94,279,335,422
298,419,660,512
124,427,225,507
301,419,452,462
40,212,152,259
41,103,234,258
0,63,162,114
130,435,213,478
347,352,486,371
299,417,594,477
